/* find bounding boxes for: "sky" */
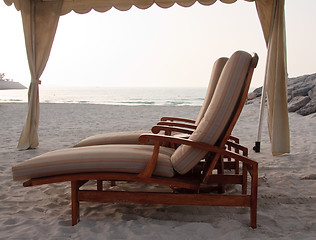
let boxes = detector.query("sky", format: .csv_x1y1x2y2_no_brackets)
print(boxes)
0,0,315,89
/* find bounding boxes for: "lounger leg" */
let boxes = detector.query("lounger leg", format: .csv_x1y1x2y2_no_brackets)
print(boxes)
218,156,225,193
250,164,258,229
71,181,80,226
235,160,240,174
242,163,247,195
97,180,103,191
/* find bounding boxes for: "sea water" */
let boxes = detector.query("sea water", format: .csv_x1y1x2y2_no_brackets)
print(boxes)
0,87,207,106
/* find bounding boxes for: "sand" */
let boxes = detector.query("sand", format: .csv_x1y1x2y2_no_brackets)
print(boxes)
1,100,315,239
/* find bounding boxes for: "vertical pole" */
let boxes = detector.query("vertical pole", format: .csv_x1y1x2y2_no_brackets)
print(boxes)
253,84,266,152
253,0,277,153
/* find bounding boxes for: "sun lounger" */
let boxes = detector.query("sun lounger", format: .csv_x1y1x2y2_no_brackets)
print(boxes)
12,50,258,228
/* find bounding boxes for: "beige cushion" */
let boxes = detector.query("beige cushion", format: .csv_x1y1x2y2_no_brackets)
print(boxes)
12,144,175,181
74,131,149,147
171,51,252,174
195,57,228,125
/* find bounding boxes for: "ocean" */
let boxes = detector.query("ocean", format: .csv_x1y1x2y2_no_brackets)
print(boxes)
0,87,207,106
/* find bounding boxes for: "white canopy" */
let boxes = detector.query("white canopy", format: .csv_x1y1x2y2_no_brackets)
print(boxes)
4,0,290,155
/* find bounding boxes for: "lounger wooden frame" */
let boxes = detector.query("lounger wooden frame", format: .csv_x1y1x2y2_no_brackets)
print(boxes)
21,53,259,228
23,136,257,227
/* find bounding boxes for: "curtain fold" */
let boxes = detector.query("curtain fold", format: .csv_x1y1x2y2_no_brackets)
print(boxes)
17,0,62,149
256,0,290,155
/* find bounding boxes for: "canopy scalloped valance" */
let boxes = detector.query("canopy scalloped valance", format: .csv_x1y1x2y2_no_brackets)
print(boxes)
3,0,290,156
5,0,255,15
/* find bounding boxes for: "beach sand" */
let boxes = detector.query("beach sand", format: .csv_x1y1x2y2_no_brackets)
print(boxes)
1,100,315,239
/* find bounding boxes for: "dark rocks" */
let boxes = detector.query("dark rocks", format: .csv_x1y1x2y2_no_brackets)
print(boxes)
288,96,311,112
287,73,316,102
287,73,316,115
308,86,316,100
248,73,316,116
291,85,314,98
253,87,263,97
297,99,316,116
247,86,262,100
247,92,257,100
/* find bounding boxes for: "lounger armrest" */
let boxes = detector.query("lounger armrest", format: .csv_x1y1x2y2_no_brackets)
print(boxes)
156,123,238,143
156,121,197,129
160,116,196,124
228,135,239,144
139,133,222,153
138,142,160,179
139,134,257,166
226,140,248,156
151,125,194,135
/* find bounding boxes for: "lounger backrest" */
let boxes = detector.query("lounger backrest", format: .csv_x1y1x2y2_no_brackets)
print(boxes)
171,51,253,174
195,57,228,125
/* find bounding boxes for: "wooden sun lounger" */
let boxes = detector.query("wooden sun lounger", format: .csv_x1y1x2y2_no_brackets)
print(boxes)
24,135,257,227
13,51,259,228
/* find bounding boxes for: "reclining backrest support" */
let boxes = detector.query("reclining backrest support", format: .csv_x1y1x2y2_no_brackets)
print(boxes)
171,51,255,175
195,57,228,125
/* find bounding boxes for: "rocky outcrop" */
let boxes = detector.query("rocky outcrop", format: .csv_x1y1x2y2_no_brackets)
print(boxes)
247,73,316,116
288,96,311,112
247,86,262,100
0,80,27,90
308,85,316,99
297,99,316,116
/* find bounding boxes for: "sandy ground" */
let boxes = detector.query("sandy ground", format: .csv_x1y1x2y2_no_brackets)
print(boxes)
1,100,315,239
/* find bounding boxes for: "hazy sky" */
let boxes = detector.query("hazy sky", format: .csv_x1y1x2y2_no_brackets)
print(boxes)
0,0,315,89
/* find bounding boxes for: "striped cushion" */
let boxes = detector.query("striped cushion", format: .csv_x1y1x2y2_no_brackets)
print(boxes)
74,131,149,147
171,51,252,174
12,144,175,181
195,57,228,125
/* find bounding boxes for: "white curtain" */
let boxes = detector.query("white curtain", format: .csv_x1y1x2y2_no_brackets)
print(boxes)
17,0,63,149
256,0,290,155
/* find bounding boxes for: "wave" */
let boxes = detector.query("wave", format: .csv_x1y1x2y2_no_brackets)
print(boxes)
0,87,206,106
118,101,156,105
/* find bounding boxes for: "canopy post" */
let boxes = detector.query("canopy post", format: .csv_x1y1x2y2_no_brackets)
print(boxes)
254,0,277,153
253,74,267,153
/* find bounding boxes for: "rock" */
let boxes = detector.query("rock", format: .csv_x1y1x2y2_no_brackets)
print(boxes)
297,99,316,116
288,96,311,112
287,74,316,102
253,87,262,97
308,86,316,100
247,73,316,116
247,87,262,101
291,85,315,98
287,74,309,86
305,73,316,85
287,76,308,96
247,92,257,100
